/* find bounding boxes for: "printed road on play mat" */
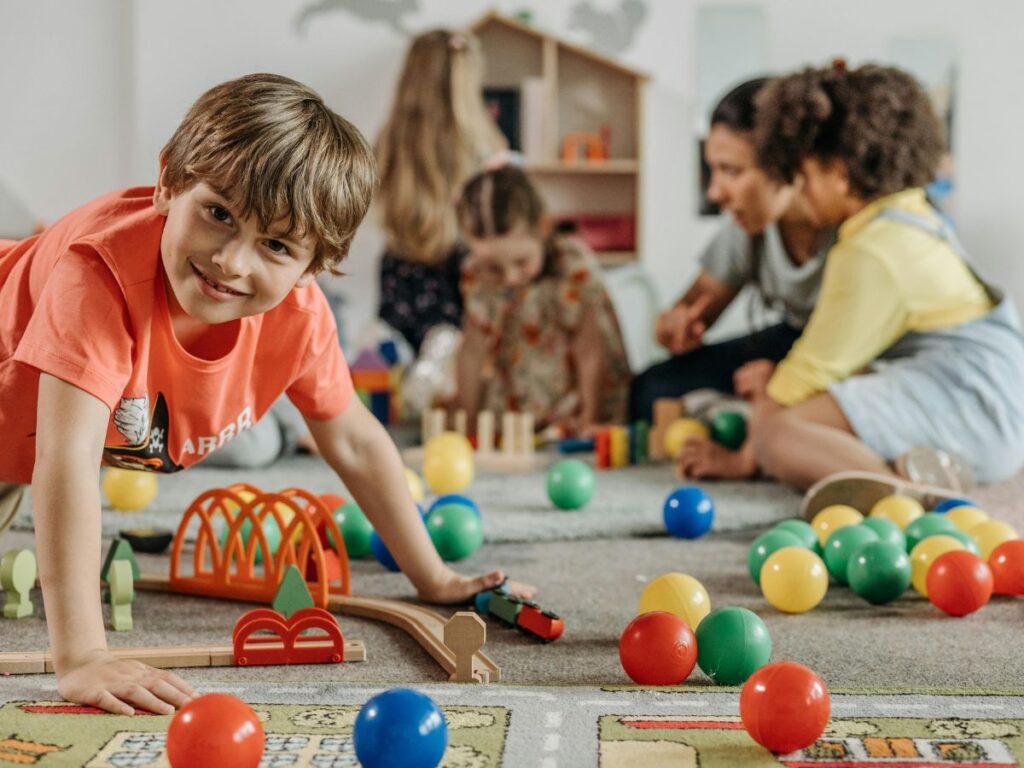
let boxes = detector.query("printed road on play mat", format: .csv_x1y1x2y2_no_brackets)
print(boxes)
1,684,1023,767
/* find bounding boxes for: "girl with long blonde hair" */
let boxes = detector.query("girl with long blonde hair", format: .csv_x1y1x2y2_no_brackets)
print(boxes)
376,28,507,351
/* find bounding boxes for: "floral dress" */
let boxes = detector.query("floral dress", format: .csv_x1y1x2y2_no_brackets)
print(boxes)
461,236,630,429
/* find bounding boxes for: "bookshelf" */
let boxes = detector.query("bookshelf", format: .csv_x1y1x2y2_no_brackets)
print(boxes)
472,11,648,266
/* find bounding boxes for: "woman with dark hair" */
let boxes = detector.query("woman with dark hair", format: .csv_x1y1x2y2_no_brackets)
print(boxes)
629,77,836,479
746,62,1024,490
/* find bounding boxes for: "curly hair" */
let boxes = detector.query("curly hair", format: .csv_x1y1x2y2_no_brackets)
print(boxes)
754,63,945,200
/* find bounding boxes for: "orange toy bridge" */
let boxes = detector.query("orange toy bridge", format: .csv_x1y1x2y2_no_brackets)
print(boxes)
170,484,350,607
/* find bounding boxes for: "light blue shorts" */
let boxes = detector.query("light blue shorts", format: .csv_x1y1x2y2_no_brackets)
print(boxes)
831,301,1024,484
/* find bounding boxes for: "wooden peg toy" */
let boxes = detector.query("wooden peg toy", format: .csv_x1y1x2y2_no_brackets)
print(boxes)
109,559,134,631
1,549,36,619
444,611,487,683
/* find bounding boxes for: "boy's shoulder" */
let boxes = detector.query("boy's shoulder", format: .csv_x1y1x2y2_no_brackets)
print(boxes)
42,187,163,288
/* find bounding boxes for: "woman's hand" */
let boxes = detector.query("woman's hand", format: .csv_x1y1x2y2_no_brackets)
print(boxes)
655,294,713,355
734,359,776,402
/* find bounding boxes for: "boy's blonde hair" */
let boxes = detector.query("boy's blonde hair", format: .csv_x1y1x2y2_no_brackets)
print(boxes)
375,29,508,265
161,73,377,274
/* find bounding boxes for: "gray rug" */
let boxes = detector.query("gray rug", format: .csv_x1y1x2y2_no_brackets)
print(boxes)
12,456,803,543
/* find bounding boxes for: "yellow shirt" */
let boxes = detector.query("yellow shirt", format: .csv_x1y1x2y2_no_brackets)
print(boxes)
768,188,993,406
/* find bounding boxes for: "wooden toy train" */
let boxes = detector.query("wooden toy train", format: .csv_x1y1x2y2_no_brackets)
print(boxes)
474,581,564,642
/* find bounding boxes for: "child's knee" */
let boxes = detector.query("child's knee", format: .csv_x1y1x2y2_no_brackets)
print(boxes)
751,409,798,480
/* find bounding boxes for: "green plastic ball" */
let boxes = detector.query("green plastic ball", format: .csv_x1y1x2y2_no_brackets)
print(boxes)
904,512,958,552
748,529,802,585
772,519,818,550
427,503,484,561
546,459,596,510
861,517,906,550
219,516,281,565
823,525,879,584
695,606,772,685
846,540,911,605
332,501,375,559
709,411,747,450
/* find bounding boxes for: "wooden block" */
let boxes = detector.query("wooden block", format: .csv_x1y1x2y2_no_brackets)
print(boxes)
649,398,684,460
517,413,535,456
477,411,495,452
610,426,629,468
444,612,486,683
454,409,468,436
1,549,36,619
427,408,446,442
501,412,516,454
109,560,134,632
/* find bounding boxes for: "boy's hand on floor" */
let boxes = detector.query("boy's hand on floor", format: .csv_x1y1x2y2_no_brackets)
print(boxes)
57,651,196,716
417,569,537,605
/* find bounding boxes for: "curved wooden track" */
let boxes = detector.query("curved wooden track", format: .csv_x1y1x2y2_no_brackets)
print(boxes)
330,594,499,683
133,573,499,682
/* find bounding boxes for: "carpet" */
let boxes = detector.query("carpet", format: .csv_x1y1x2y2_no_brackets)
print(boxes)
11,457,805,544
2,686,1023,767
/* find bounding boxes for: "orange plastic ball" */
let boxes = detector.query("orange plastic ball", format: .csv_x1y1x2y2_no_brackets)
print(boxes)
926,550,994,617
167,693,264,768
741,661,830,753
988,539,1024,596
618,611,697,685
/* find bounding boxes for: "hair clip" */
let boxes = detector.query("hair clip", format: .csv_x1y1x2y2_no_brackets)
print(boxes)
831,57,848,72
449,32,467,51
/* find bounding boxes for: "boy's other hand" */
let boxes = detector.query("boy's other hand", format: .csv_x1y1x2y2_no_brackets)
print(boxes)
656,294,712,355
417,569,537,605
57,651,196,716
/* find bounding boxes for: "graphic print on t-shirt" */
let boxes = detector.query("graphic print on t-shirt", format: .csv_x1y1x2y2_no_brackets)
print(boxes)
103,393,183,473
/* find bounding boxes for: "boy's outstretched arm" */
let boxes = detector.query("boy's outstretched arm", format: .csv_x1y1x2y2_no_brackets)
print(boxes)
34,374,196,715
307,397,535,603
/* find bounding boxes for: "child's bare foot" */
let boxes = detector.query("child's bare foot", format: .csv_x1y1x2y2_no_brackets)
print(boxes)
677,437,757,480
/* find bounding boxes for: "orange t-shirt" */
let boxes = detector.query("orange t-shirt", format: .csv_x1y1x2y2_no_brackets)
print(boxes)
0,187,352,483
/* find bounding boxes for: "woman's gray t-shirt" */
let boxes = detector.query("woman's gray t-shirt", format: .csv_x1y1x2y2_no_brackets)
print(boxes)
699,219,834,328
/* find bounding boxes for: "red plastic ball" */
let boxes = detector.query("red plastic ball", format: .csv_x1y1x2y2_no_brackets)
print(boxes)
618,611,697,685
740,661,830,753
926,549,994,616
167,693,264,768
989,539,1024,595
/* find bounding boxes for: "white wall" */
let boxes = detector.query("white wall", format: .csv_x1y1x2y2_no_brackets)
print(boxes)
3,0,1023,343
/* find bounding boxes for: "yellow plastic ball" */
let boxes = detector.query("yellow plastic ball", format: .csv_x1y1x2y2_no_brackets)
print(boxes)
423,450,474,494
870,494,924,530
102,468,158,512
760,547,829,614
424,431,473,461
945,505,988,533
909,534,964,595
405,467,425,503
969,520,1019,560
663,418,710,457
638,572,711,630
811,504,864,547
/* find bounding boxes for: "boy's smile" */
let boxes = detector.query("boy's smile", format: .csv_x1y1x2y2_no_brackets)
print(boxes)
152,173,318,332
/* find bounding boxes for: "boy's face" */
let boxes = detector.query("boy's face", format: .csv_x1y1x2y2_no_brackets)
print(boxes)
153,175,318,326
799,157,853,227
464,223,544,288
704,124,795,235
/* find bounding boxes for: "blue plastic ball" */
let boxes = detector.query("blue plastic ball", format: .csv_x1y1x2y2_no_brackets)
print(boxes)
371,507,429,572
354,688,448,768
933,497,975,513
663,486,715,539
429,494,480,518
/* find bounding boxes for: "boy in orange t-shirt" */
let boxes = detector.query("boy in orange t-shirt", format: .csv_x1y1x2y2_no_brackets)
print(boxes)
0,73,531,716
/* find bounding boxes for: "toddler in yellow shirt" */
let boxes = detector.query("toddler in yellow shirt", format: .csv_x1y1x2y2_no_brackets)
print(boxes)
742,62,1024,489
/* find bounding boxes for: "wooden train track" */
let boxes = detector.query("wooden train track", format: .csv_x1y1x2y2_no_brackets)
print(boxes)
330,593,499,683
136,573,499,682
0,574,498,681
0,640,366,675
